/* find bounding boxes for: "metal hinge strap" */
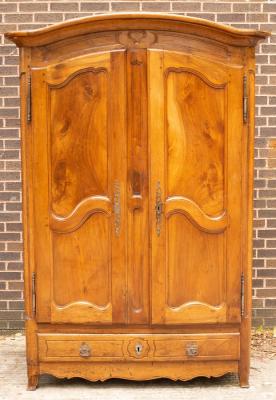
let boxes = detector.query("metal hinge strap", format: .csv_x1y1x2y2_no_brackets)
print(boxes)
243,75,248,124
27,75,32,123
241,272,245,317
31,272,36,316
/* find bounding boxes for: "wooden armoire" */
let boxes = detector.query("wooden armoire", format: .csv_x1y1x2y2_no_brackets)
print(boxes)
6,13,269,390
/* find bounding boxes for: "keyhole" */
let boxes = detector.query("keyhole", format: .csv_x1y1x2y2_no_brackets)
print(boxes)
135,343,143,355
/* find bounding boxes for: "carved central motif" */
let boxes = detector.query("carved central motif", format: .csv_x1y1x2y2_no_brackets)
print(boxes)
118,30,156,48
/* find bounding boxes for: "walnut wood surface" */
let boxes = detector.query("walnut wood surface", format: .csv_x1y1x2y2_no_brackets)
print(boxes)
38,333,240,362
5,13,270,390
5,12,269,47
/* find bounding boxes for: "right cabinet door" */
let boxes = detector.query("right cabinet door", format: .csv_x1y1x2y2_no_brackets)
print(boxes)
149,50,244,325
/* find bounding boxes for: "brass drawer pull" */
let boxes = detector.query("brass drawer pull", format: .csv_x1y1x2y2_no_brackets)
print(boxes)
79,343,91,358
186,343,198,357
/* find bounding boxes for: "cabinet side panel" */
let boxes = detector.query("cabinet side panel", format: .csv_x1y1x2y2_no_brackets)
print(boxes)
20,46,39,387
239,48,255,388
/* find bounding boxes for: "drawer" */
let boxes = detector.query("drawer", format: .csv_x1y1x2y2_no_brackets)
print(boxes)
38,333,240,362
153,334,240,360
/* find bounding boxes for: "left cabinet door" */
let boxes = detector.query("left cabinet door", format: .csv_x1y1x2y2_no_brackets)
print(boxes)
31,50,127,324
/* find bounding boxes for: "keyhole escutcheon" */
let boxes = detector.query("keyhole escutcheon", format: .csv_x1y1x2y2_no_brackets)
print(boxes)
135,343,143,355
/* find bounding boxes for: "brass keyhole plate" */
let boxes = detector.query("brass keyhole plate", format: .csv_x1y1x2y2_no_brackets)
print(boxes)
135,343,143,355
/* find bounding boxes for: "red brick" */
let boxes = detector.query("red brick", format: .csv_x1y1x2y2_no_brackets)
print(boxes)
6,223,22,232
9,320,24,329
252,299,264,308
0,310,22,320
112,2,140,11
0,321,8,329
254,308,276,317
9,300,24,310
7,262,23,271
217,14,245,23
142,2,170,11
258,229,276,238
50,3,79,12
0,291,21,300
8,281,23,290
80,3,110,12
264,3,276,12
0,4,17,12
234,3,261,12
252,279,264,288
266,279,276,288
264,298,276,308
247,13,268,23
20,3,48,12
172,2,201,12
0,272,21,281
0,252,20,261
35,13,63,23
187,13,215,21
267,260,276,267
256,289,276,298
257,269,276,278
5,14,33,23
0,301,7,309
204,2,231,12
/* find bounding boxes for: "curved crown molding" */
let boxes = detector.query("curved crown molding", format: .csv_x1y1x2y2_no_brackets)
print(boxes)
4,12,270,48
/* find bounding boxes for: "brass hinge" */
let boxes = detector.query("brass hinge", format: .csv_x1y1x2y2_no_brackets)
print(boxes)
27,75,32,123
241,272,245,317
243,75,248,124
31,272,36,316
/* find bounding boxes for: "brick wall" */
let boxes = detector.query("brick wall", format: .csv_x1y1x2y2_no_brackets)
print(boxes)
0,0,275,329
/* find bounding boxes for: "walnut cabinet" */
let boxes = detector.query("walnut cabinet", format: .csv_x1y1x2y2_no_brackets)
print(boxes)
6,13,269,389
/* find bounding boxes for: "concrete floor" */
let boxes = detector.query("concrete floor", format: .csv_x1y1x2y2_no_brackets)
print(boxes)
1,333,276,400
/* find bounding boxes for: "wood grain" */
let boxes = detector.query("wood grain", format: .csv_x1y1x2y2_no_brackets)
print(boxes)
38,333,240,362
126,48,149,324
6,13,269,389
5,13,269,47
31,50,128,325
50,68,108,216
149,49,244,326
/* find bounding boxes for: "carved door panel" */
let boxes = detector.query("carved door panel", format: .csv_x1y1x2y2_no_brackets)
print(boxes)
32,51,127,324
149,50,243,324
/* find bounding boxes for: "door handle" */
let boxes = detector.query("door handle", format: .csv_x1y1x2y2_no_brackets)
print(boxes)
114,180,121,236
155,181,163,236
79,343,91,358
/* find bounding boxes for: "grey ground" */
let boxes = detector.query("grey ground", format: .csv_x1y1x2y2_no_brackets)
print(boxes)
0,333,275,400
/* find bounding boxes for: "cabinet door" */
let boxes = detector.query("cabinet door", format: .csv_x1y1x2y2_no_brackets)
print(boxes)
31,51,127,324
149,50,243,324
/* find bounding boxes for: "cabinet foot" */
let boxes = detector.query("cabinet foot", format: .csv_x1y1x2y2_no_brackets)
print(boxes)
239,373,249,388
27,375,39,391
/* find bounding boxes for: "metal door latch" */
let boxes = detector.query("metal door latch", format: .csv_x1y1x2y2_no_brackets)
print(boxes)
155,181,163,236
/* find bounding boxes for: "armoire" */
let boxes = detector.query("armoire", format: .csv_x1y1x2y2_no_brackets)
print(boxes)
6,13,269,390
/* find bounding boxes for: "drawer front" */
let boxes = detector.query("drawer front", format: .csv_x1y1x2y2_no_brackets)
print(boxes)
38,333,240,362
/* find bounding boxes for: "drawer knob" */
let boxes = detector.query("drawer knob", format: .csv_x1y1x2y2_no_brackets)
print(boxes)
186,343,198,357
79,342,91,358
